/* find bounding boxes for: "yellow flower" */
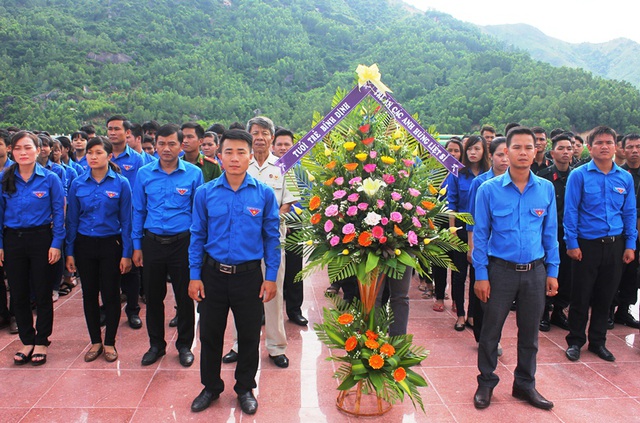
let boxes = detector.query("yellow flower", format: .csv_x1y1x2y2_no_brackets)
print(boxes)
423,238,431,245
439,187,447,196
306,171,315,182
389,144,401,152
324,148,332,157
380,156,395,165
394,249,401,256
342,249,350,255
293,205,303,215
392,129,402,140
356,64,392,93
355,152,368,161
449,227,461,234
357,177,386,196
344,141,356,151
305,240,314,246
428,184,438,195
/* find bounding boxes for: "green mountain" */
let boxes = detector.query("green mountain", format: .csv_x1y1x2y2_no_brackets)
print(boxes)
1,0,639,135
482,23,640,88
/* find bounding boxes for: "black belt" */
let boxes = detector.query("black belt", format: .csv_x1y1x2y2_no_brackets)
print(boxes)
5,224,51,236
581,235,621,244
490,257,544,272
205,256,261,274
145,230,189,245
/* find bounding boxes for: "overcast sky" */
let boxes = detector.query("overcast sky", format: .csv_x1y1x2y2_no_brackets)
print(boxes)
404,0,639,44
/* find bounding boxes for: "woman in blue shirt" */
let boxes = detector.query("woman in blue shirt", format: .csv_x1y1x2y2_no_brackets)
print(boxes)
0,131,65,365
66,137,133,363
446,135,490,331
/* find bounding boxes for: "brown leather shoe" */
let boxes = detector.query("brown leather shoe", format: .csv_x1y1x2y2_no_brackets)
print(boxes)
104,346,118,362
84,345,103,362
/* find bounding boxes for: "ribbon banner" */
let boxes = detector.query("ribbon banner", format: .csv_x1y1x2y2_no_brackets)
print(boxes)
276,81,463,176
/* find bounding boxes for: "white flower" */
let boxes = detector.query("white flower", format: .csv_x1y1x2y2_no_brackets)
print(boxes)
363,211,382,226
357,178,387,197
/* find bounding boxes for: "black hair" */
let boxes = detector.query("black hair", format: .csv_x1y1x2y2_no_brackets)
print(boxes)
5,126,19,133
206,123,226,136
38,134,53,148
57,136,75,161
79,124,96,135
480,125,496,135
142,120,160,133
124,121,143,139
622,134,640,148
71,131,89,141
489,136,507,155
203,132,219,145
445,139,463,153
86,136,121,173
506,126,536,147
0,129,10,147
504,122,520,135
106,115,127,126
228,121,245,130
141,134,155,146
587,126,617,146
551,133,572,149
156,123,183,143
273,128,295,145
2,131,41,194
574,134,584,144
531,126,547,136
180,122,205,139
460,135,490,174
219,129,253,151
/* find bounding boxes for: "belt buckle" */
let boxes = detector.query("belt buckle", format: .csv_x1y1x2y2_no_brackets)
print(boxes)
603,236,615,243
515,263,531,272
219,264,234,274
159,237,172,245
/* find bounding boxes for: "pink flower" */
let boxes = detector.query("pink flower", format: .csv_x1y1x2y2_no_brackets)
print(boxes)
407,230,418,246
347,193,360,202
334,177,344,185
416,206,426,216
376,199,385,208
402,159,415,167
357,202,368,211
379,236,387,243
330,236,340,246
363,164,377,173
391,192,402,201
408,188,421,197
349,177,362,185
403,202,413,210
382,174,395,184
369,151,378,158
347,206,358,216
342,223,355,234
390,212,402,223
324,220,334,232
412,217,422,228
325,205,339,217
398,170,409,178
333,190,347,200
372,226,384,239
381,217,389,225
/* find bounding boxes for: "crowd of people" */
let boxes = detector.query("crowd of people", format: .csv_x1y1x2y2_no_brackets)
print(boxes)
0,117,638,415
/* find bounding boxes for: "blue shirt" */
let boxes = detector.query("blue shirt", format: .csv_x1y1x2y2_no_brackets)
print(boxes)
65,158,85,176
563,160,637,250
60,162,78,194
3,158,14,168
132,159,204,250
467,168,496,232
0,164,65,249
472,171,560,280
142,151,157,165
66,168,133,258
189,172,281,281
112,145,145,189
446,170,484,230
77,156,89,173
44,160,67,196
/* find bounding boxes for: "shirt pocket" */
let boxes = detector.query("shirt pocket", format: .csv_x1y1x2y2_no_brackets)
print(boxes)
492,207,514,228
583,184,601,207
145,184,164,210
610,186,626,209
169,186,192,209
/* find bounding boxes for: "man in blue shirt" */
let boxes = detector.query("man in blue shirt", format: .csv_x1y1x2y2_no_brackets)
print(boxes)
188,129,280,415
564,126,637,363
472,127,559,411
132,124,204,368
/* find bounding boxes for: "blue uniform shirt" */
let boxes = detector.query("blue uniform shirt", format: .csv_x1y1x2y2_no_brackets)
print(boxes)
60,162,78,194
563,160,638,250
142,151,157,165
77,156,89,173
3,158,14,168
446,170,484,230
467,168,496,233
112,145,145,189
66,158,85,176
132,159,204,250
0,164,65,249
472,170,560,280
66,168,133,258
189,172,281,281
44,160,67,196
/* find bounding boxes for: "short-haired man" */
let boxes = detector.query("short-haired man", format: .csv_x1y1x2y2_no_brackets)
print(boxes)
189,129,280,415
564,126,637,363
480,125,496,143
180,122,221,183
132,124,204,367
125,121,156,165
79,124,96,139
530,127,552,174
473,127,559,410
141,135,156,156
615,135,626,167
142,120,160,139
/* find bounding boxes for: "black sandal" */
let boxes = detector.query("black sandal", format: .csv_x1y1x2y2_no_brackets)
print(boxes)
31,346,47,366
14,347,34,365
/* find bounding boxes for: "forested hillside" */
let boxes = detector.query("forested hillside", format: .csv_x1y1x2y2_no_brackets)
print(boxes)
1,0,639,135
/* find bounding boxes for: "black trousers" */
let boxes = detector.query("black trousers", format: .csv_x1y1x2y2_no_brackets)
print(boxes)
432,263,447,300
283,249,303,318
74,234,122,346
199,261,263,395
613,240,639,311
121,264,141,317
451,230,475,318
551,239,572,311
0,265,10,320
566,237,624,348
142,233,193,351
4,226,54,346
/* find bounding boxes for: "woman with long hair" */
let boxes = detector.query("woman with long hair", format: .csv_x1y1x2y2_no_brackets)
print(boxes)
0,131,65,365
66,137,132,363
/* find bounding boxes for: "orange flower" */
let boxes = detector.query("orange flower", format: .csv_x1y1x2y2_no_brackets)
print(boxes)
421,201,436,211
324,176,336,186
380,343,395,357
309,196,321,211
326,160,337,170
393,367,407,382
394,225,405,236
365,338,379,350
345,336,357,352
310,213,321,224
337,313,354,325
343,233,356,243
362,137,375,146
428,184,438,195
365,330,378,340
369,354,384,369
358,231,372,247
428,218,435,230
344,163,359,171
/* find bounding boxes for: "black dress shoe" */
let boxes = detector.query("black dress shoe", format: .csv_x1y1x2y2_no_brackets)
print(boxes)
288,314,308,326
269,354,289,368
588,344,615,362
179,348,195,367
222,349,238,363
550,310,570,330
169,315,178,328
512,386,554,410
614,310,640,329
128,314,142,329
191,388,219,412
539,317,550,332
473,386,493,409
238,391,258,414
141,347,166,365
566,345,581,361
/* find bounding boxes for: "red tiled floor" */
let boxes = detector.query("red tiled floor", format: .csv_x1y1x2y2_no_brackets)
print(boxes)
1,274,640,422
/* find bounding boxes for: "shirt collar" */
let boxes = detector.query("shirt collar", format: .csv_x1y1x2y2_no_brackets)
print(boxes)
81,166,116,182
151,157,186,173
501,169,538,189
586,159,621,175
14,163,46,180
213,172,257,191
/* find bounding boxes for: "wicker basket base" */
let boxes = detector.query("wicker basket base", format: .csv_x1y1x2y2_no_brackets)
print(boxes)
336,381,392,416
